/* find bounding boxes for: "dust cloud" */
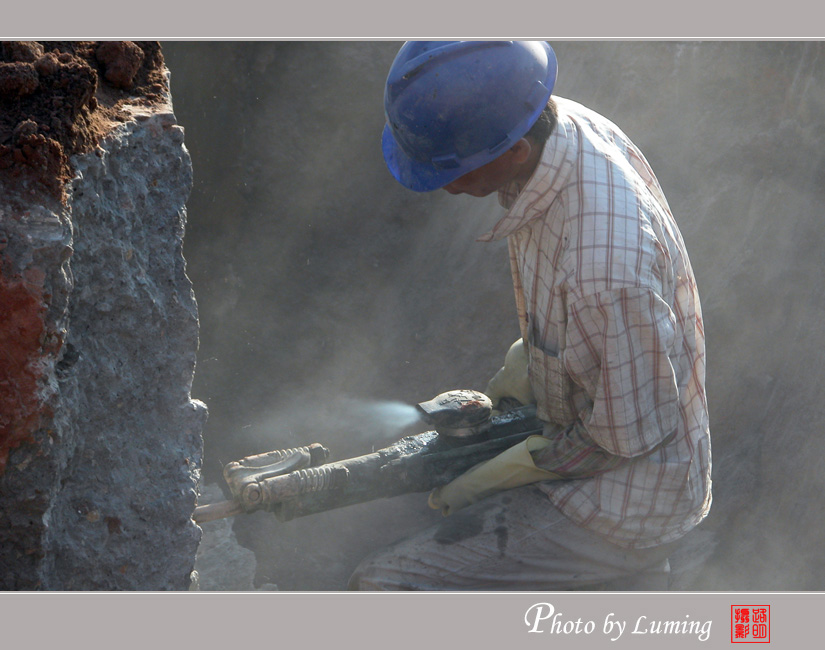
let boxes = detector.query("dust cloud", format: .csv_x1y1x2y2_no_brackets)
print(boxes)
162,41,825,591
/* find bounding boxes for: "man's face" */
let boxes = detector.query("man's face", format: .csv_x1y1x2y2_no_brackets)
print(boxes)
441,139,534,197
442,154,520,197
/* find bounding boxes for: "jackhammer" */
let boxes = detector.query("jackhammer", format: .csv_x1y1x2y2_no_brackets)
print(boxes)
193,389,547,524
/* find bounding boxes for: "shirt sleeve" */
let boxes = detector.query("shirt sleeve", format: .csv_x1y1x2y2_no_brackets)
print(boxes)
565,286,681,458
530,286,681,477
530,416,630,478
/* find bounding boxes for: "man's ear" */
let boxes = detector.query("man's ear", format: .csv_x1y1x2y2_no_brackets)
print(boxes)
510,138,532,164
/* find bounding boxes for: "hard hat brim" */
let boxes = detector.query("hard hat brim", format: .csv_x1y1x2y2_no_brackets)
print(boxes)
382,124,469,193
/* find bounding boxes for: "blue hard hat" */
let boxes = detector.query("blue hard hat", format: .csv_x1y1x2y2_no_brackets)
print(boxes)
382,41,558,192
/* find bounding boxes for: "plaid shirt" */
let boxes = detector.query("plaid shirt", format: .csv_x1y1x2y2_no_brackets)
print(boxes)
478,97,711,549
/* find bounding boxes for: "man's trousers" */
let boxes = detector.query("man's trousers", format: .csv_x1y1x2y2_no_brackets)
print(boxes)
348,485,675,591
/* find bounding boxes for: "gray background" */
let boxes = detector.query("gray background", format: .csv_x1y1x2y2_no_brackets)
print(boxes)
162,41,825,591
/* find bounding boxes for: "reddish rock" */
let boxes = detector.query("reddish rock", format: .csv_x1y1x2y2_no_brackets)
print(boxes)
0,271,46,474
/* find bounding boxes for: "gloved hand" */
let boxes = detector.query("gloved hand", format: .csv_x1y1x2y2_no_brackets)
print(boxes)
428,435,561,515
484,338,535,411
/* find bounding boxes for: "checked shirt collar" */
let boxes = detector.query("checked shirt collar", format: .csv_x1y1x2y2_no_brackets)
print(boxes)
477,106,577,243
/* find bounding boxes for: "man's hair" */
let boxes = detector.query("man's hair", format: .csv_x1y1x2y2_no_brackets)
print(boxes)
524,97,558,145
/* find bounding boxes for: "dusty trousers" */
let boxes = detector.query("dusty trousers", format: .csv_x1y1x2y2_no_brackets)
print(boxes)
348,485,675,591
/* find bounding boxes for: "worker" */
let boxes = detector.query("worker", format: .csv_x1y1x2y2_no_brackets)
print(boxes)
348,41,711,590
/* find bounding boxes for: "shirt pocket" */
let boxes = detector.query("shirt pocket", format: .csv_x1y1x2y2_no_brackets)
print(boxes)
526,341,579,426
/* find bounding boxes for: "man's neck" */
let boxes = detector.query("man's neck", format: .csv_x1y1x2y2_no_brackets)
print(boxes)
512,138,545,193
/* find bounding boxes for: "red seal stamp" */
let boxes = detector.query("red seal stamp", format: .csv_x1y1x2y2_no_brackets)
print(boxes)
731,606,770,643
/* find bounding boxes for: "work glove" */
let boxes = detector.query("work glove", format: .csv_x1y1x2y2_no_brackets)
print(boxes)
428,435,561,515
484,338,535,412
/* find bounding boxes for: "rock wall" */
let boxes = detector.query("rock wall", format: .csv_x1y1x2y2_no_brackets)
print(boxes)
0,184,73,588
1,42,205,590
162,41,825,591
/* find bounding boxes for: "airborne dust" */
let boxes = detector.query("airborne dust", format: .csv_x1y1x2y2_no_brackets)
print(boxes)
163,41,825,591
